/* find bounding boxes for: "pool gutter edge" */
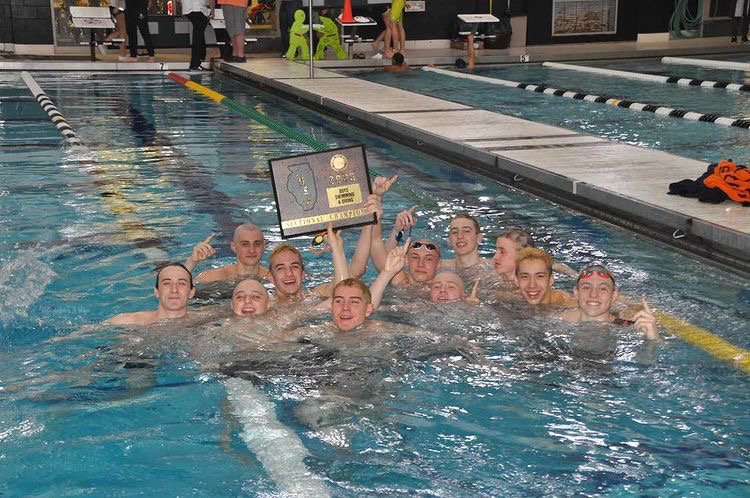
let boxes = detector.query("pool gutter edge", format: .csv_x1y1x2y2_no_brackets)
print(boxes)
217,63,750,277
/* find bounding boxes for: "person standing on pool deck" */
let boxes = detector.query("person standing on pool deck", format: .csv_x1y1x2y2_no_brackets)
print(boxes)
731,0,750,44
124,0,156,62
389,0,407,56
214,0,248,62
109,263,195,325
559,264,659,339
185,223,269,284
176,0,212,70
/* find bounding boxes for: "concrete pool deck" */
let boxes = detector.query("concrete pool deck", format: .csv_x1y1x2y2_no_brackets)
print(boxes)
217,58,750,272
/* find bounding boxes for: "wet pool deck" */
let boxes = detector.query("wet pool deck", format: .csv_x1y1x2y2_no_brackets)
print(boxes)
217,58,750,271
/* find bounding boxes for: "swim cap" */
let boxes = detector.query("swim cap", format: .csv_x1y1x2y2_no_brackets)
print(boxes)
455,58,467,69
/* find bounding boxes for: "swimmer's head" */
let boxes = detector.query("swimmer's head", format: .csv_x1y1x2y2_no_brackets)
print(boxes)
331,278,373,331
573,264,617,318
448,213,483,257
406,240,441,282
269,244,305,298
231,223,266,267
231,277,269,317
494,228,534,276
455,58,467,69
392,52,405,65
515,248,554,305
429,271,466,304
153,263,195,312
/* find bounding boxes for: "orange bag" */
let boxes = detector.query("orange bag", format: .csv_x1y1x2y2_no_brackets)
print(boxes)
703,160,750,203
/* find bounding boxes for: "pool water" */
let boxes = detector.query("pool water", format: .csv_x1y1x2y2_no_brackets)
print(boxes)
356,56,750,165
1,71,749,496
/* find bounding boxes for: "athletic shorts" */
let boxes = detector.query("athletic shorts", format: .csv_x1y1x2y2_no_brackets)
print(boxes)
390,0,405,23
223,5,247,37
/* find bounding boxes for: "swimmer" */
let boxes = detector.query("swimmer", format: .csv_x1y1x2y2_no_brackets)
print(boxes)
441,213,492,271
383,52,409,73
493,227,535,286
559,264,659,340
230,277,270,317
511,248,576,307
108,263,195,325
429,270,467,304
330,278,375,332
185,223,269,284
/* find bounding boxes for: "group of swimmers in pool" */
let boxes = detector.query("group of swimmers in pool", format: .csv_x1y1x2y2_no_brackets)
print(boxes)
109,175,659,341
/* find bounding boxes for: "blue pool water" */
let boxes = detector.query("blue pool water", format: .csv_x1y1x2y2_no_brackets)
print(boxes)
1,71,749,496
356,56,750,165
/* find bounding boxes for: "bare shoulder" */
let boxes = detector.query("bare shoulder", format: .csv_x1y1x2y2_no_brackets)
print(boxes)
258,266,270,279
108,310,158,326
439,258,456,269
196,264,235,284
558,308,580,323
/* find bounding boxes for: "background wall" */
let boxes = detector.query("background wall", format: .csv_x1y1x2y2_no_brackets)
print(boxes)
0,0,54,45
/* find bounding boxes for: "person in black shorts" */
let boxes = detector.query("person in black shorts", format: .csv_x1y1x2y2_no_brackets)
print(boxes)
124,0,156,61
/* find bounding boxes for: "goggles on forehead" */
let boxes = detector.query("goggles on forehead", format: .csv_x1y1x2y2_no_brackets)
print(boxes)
411,241,438,251
576,265,615,285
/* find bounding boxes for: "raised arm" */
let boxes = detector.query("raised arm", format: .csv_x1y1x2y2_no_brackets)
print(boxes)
324,222,349,285
349,195,380,278
184,234,216,272
369,237,409,309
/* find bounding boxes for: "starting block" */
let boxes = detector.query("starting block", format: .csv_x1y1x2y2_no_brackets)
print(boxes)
70,6,115,61
457,14,500,38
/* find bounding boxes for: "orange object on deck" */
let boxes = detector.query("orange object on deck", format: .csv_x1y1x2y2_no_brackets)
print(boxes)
341,0,354,23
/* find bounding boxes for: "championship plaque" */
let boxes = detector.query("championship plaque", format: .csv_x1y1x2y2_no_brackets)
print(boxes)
268,145,376,238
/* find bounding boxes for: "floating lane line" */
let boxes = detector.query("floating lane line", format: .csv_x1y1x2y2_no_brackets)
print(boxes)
421,66,750,130
543,61,750,93
21,71,166,257
662,56,750,72
656,312,750,375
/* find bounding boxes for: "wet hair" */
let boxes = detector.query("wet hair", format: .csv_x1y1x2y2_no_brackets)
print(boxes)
515,247,553,276
392,52,405,64
232,277,268,298
269,244,304,271
450,213,481,234
432,270,466,294
500,227,535,251
455,58,467,69
233,222,263,241
333,278,372,304
408,239,441,257
154,262,194,289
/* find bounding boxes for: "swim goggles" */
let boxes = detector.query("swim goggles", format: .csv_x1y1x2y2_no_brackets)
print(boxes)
310,232,331,254
396,225,412,243
576,264,615,285
411,241,438,251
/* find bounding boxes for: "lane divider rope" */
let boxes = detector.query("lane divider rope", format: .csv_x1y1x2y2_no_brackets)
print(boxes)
21,71,85,148
662,56,750,72
422,66,750,130
543,61,750,93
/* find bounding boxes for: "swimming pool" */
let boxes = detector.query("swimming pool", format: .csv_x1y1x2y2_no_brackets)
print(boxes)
1,71,749,495
355,56,750,165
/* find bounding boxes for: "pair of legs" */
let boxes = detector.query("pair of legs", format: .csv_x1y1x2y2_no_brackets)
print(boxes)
186,11,210,68
371,10,404,57
222,5,248,59
106,9,128,59
731,16,750,42
125,0,155,60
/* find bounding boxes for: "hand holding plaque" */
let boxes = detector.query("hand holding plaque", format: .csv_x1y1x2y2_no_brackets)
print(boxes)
268,145,376,238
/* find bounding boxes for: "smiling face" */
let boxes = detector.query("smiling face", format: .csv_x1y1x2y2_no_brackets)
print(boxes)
574,273,618,319
231,228,266,268
331,283,373,331
516,257,554,305
406,241,440,282
231,279,269,317
154,265,195,312
448,217,482,257
493,236,518,276
429,272,465,303
269,248,305,299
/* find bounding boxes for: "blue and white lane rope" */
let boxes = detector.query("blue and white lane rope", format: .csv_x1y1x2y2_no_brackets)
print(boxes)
21,71,85,148
662,56,750,72
421,66,750,130
543,61,750,93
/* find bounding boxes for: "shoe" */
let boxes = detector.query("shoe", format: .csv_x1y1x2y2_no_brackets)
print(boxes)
743,38,749,44
97,44,108,56
189,63,211,71
371,52,383,60
357,52,365,59
226,55,247,63
731,36,737,44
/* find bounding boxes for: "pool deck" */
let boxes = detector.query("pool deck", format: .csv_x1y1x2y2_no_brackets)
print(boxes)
217,58,750,271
